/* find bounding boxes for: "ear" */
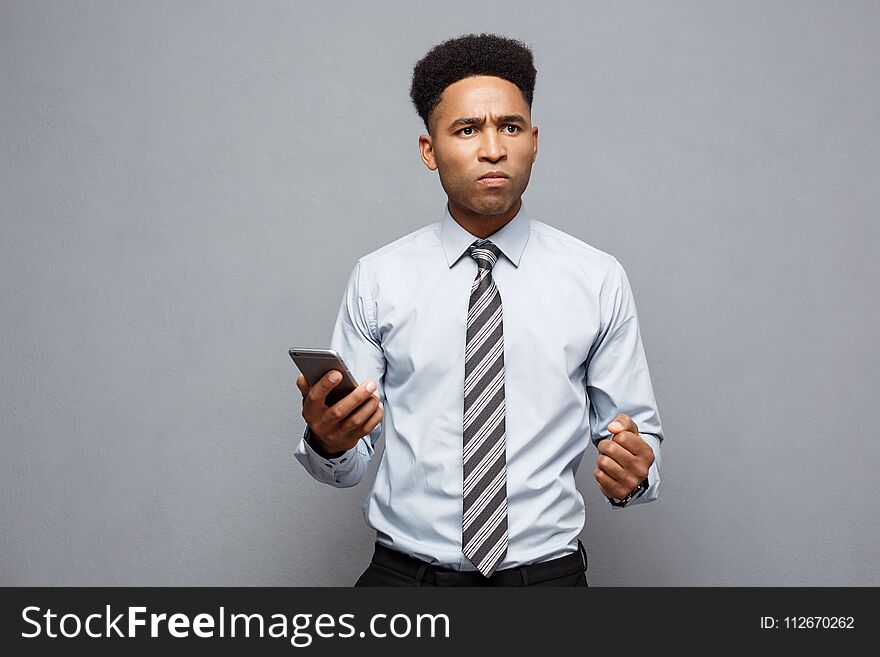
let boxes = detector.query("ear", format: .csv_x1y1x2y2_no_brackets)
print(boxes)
418,133,437,171
532,125,539,163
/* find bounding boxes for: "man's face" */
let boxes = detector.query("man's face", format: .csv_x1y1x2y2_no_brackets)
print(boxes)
419,75,538,219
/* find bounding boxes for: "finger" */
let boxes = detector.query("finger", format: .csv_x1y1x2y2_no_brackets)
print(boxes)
326,379,379,421
344,393,382,432
296,374,309,398
596,452,627,482
594,465,637,499
609,430,649,458
607,413,639,436
597,437,640,468
362,404,384,435
593,467,616,498
306,370,343,406
600,433,653,487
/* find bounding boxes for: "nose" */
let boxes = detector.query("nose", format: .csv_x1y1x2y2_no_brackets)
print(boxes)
477,129,506,162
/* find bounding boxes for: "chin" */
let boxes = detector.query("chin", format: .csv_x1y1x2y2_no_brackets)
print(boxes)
477,199,514,217
480,203,513,217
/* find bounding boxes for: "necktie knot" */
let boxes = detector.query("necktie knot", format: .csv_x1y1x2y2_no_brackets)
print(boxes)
467,239,502,273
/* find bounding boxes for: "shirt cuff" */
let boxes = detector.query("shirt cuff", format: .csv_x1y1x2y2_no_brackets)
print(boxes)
300,426,358,476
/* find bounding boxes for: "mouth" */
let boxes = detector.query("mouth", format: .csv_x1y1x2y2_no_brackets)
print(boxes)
478,171,510,187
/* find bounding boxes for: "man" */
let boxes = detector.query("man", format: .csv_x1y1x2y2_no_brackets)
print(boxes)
294,33,664,587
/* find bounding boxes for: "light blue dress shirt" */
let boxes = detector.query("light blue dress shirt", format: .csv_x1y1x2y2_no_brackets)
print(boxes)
294,202,664,570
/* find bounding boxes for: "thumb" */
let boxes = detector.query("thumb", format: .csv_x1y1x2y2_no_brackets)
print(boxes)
607,413,627,434
316,370,342,400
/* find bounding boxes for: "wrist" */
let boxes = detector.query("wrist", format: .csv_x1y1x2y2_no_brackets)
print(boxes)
607,476,649,507
306,427,346,459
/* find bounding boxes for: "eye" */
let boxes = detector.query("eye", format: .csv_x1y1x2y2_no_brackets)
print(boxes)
459,127,475,136
504,125,521,133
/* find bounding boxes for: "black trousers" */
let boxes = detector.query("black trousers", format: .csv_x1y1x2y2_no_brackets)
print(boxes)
354,541,589,587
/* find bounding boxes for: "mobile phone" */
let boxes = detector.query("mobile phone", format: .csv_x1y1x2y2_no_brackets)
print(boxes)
289,348,360,406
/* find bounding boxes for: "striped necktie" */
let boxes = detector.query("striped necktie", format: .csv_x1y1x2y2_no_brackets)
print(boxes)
462,238,509,577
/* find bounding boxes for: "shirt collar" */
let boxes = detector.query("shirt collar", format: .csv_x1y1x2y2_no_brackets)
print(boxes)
439,200,531,268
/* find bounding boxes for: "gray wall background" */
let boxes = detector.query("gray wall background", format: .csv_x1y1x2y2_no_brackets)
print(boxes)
1,0,877,586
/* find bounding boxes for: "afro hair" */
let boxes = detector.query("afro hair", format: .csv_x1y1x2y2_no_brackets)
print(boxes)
409,33,537,134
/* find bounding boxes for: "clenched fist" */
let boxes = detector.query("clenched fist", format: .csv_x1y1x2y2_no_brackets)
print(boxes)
593,412,654,500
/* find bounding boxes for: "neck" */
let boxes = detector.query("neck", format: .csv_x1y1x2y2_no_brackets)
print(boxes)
448,197,522,239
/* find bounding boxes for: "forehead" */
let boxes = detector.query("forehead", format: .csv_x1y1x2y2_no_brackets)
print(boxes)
432,75,530,124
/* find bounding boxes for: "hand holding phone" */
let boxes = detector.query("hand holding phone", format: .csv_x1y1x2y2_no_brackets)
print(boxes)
290,348,361,406
290,348,383,456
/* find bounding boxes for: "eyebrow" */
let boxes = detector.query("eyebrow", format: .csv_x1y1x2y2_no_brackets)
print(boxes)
448,114,528,130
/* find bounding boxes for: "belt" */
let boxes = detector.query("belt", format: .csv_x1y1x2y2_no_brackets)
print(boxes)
370,540,588,586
